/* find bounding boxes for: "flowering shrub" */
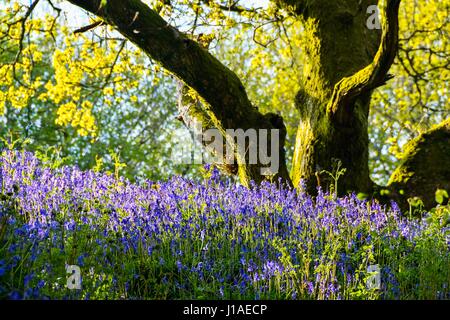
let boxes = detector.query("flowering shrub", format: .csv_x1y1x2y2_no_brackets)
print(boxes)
0,150,449,300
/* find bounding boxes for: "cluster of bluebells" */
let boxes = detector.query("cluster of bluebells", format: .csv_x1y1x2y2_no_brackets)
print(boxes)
0,150,449,300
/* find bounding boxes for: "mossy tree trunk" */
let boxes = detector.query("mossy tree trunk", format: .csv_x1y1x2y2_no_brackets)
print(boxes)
275,0,401,197
387,119,450,210
68,0,449,209
287,0,382,195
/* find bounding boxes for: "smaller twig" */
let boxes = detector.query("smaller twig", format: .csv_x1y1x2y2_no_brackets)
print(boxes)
73,20,106,34
12,0,41,87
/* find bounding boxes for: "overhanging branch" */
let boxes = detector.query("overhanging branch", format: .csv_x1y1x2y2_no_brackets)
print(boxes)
67,0,265,130
326,0,401,118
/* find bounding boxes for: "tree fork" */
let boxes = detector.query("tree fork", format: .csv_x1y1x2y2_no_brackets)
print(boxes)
290,0,399,196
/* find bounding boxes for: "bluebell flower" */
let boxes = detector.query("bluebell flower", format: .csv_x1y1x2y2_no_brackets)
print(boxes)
77,254,85,267
37,280,45,289
176,260,183,272
8,291,22,300
1,149,449,300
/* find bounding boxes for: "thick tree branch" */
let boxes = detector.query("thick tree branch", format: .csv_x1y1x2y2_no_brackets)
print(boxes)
67,0,263,131
326,0,400,119
177,82,239,175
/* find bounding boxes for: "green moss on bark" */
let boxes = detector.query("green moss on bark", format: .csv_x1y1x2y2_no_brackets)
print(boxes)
291,0,379,194
388,119,450,210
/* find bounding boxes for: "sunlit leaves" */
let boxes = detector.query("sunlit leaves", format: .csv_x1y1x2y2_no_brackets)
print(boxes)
370,0,450,183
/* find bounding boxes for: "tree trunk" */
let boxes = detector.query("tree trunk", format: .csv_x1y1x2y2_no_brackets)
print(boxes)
387,119,450,211
285,0,387,195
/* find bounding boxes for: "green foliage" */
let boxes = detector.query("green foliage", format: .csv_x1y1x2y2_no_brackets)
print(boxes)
0,2,199,181
435,189,449,206
319,158,347,198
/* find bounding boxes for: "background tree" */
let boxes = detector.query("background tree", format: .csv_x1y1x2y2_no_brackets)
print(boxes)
0,2,196,181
